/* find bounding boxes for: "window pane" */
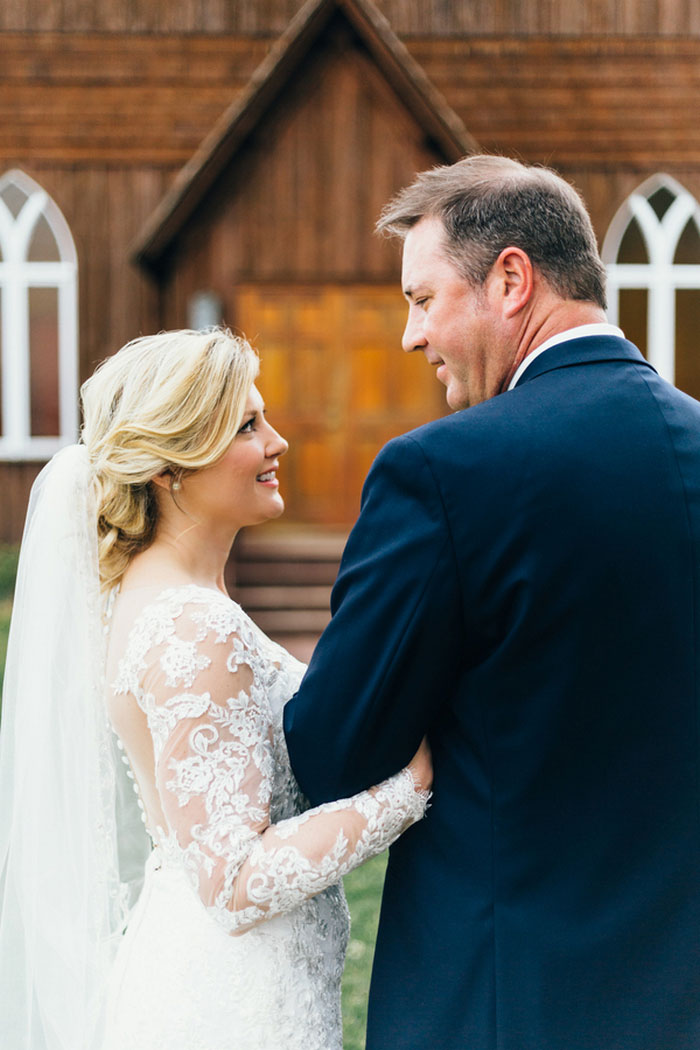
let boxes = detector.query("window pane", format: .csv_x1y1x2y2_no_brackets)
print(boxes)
618,218,648,264
648,187,675,221
27,212,60,263
618,288,648,357
0,182,28,220
29,287,59,436
673,219,700,264
675,289,700,399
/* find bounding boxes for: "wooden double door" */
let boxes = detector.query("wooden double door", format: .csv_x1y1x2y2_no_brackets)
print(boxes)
235,284,446,525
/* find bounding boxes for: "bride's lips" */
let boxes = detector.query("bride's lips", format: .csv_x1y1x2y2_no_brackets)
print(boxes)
256,467,279,487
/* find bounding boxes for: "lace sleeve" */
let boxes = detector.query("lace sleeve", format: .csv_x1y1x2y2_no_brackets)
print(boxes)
139,596,428,936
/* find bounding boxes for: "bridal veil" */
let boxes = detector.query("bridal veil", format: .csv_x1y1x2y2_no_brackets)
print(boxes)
0,445,149,1050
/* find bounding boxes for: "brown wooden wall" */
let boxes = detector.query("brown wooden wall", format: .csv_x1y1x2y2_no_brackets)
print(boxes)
3,2,700,535
161,19,444,309
0,34,268,165
4,164,169,375
0,163,170,539
3,32,700,173
2,0,700,35
415,38,700,170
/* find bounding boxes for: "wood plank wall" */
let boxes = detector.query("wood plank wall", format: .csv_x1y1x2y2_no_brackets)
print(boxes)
4,164,169,373
161,24,444,320
3,32,700,173
0,163,171,539
0,35,268,165
413,37,700,171
1,0,699,35
2,0,700,535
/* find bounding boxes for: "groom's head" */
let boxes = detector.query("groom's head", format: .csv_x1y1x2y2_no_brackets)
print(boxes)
377,154,608,410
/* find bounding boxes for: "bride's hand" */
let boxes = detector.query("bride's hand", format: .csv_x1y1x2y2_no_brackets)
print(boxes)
407,737,433,794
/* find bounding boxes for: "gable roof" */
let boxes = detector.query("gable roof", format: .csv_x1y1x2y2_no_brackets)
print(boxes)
132,0,477,270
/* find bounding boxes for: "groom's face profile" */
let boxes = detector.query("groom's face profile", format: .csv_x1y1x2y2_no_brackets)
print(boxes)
401,216,515,410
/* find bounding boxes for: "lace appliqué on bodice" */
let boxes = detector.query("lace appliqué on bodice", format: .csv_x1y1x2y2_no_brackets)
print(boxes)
109,585,427,937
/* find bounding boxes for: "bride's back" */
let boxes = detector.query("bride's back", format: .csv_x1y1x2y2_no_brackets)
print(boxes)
105,585,174,839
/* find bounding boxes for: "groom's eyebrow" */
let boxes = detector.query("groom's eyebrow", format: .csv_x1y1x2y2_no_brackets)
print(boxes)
403,284,430,300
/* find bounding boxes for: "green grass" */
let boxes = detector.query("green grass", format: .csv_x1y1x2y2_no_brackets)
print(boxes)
0,545,18,601
0,545,17,697
0,542,385,1045
342,851,387,1050
0,598,11,686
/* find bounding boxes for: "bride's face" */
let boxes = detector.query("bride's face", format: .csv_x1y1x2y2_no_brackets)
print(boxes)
173,385,288,534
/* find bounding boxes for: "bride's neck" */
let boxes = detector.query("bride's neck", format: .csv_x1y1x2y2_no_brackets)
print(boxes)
121,520,236,595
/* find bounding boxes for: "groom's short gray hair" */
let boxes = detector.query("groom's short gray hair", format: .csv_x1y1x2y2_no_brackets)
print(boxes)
376,154,607,311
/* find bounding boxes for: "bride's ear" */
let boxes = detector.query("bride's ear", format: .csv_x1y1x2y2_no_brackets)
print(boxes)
151,471,171,492
152,469,181,493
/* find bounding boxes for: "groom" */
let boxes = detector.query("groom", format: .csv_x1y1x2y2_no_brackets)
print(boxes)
284,155,700,1050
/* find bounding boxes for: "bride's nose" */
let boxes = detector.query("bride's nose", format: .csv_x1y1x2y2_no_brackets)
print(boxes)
266,423,288,458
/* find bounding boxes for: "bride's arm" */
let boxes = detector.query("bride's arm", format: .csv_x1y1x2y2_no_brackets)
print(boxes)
147,610,430,936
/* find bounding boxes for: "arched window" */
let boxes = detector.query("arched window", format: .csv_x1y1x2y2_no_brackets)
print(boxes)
603,174,700,390
0,170,78,459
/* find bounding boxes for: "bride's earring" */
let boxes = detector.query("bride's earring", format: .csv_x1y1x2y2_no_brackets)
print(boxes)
172,478,182,492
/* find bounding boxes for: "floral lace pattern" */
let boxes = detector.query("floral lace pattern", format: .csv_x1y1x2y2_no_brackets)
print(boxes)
101,583,423,1050
110,585,426,940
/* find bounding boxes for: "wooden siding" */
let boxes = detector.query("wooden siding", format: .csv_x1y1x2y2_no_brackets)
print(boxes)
22,166,170,373
3,32,700,171
2,0,700,537
154,16,452,526
1,0,700,36
0,34,269,165
0,163,167,540
0,163,168,386
0,462,43,540
413,37,700,170
160,19,446,295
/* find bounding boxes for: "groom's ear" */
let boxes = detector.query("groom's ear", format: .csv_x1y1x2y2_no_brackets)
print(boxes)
493,247,534,318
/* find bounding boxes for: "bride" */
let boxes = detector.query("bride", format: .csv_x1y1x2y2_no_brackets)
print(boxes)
0,328,431,1050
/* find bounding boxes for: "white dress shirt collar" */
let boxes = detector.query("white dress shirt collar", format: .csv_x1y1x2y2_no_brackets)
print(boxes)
507,323,625,391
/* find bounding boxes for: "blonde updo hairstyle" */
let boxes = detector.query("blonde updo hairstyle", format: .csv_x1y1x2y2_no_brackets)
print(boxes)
81,328,259,592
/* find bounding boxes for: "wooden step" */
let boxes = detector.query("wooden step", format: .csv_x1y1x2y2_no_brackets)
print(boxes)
234,527,348,562
229,528,346,639
235,560,339,586
248,608,331,634
235,585,331,610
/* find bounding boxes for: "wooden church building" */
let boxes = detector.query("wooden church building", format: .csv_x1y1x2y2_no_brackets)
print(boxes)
2,0,700,565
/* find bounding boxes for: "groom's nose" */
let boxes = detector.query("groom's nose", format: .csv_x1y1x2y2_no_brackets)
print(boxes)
402,307,427,354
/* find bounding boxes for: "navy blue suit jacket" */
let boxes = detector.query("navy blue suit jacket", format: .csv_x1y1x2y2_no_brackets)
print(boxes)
284,336,700,1050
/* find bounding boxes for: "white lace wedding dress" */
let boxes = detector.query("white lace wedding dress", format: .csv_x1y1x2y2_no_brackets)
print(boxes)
101,583,426,1050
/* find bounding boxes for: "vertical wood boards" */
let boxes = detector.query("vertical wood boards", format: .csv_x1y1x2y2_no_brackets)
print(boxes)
163,23,443,287
0,163,171,540
153,18,451,526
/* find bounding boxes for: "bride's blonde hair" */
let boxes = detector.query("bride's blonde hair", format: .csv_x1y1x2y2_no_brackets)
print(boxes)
81,328,259,591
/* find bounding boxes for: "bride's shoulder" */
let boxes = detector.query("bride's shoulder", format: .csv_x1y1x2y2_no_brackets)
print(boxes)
110,581,305,697
110,584,255,684
129,583,248,635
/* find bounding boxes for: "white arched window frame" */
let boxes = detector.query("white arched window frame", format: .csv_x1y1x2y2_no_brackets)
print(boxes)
603,174,700,385
0,169,78,459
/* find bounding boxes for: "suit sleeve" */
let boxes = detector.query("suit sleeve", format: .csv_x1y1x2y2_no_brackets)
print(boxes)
283,434,463,805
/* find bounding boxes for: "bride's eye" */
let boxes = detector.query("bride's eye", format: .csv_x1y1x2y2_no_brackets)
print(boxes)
238,416,256,434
